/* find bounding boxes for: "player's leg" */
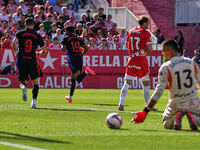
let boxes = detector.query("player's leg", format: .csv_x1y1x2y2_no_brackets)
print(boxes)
66,70,80,103
186,112,198,131
118,75,135,111
20,80,28,101
17,64,29,101
31,78,39,109
76,66,95,83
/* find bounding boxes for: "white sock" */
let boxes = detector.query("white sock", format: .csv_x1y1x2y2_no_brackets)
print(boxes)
32,99,36,105
143,86,150,105
119,83,129,106
20,83,26,90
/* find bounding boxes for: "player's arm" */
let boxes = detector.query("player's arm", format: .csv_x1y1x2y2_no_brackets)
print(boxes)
36,34,47,56
36,46,47,56
146,31,153,53
11,37,18,55
82,43,88,55
146,44,152,53
132,66,168,123
61,44,66,52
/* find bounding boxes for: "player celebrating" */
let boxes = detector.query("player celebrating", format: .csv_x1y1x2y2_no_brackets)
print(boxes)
12,18,47,109
118,16,157,111
61,26,95,103
133,40,200,131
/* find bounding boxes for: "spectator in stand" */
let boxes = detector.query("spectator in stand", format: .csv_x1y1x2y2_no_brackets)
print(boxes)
13,7,22,22
7,15,14,29
80,29,89,45
10,23,18,39
25,7,34,20
105,14,114,31
48,0,57,5
109,23,118,36
106,32,113,49
118,28,126,48
18,0,27,14
38,5,46,21
155,29,165,44
87,27,95,38
52,28,64,42
175,30,184,55
44,34,52,48
37,23,46,37
64,14,78,28
85,22,91,30
192,43,200,67
7,0,17,15
0,0,4,13
50,36,62,49
75,23,83,36
1,30,12,48
42,14,53,32
80,0,87,8
61,7,70,22
74,0,79,12
94,30,103,45
53,0,63,14
0,7,8,22
1,62,16,75
91,13,101,34
0,20,8,38
46,6,57,23
79,13,87,28
98,7,106,22
112,35,121,50
98,38,108,50
33,15,41,31
86,9,93,22
17,14,26,30
88,37,97,50
182,49,190,58
44,0,51,12
47,23,57,38
56,15,65,30
67,3,74,17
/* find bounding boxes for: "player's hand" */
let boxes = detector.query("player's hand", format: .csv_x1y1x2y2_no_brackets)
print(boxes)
132,111,147,124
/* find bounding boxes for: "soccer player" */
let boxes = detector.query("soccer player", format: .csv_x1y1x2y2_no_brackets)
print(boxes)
118,16,157,111
133,40,200,131
61,26,95,103
11,18,47,109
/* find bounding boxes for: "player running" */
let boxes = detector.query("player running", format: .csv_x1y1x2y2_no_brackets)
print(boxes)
12,18,47,109
61,26,95,103
118,16,157,111
133,40,200,131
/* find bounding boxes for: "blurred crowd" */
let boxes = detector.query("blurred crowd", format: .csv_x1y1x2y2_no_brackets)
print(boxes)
0,0,127,50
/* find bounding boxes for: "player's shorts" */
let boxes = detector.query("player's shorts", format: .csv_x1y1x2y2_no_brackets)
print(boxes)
17,60,43,81
68,57,83,73
125,56,149,80
162,99,200,129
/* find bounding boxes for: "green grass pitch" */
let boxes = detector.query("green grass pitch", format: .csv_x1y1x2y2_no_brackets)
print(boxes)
0,88,200,150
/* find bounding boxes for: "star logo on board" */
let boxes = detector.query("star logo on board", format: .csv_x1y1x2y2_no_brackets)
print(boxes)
40,52,57,70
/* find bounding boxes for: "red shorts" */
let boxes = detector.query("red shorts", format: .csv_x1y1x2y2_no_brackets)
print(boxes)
125,56,149,78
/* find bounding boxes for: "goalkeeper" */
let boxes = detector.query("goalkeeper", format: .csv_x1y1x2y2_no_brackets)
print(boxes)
133,40,200,131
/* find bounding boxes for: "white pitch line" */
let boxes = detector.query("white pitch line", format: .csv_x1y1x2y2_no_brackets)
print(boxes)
61,106,163,115
0,141,47,150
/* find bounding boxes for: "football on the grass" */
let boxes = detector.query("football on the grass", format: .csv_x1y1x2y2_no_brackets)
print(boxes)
106,113,122,129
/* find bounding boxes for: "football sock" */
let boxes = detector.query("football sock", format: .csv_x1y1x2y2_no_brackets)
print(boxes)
70,79,76,96
32,84,39,99
32,99,37,105
143,85,150,105
119,83,129,106
20,83,27,89
77,72,87,83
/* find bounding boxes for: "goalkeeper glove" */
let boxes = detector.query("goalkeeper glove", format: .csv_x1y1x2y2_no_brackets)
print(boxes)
132,107,150,124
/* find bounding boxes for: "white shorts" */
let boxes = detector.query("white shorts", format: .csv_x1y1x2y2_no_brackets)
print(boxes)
124,73,150,82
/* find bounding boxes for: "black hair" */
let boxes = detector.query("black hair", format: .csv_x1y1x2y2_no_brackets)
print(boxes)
138,16,149,25
25,18,34,26
162,40,179,52
65,26,74,33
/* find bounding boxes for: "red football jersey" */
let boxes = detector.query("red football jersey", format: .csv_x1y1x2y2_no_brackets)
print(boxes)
126,27,152,55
